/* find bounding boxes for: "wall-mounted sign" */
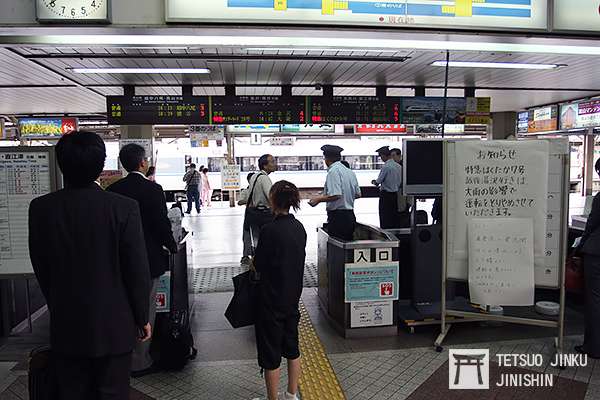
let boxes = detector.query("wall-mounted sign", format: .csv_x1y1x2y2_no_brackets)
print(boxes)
107,95,209,125
270,137,295,146
355,124,407,134
403,97,467,125
344,262,399,303
227,125,280,133
166,0,547,31
250,132,262,145
553,0,600,32
281,124,335,133
212,96,306,125
560,100,600,130
465,97,491,125
189,125,225,141
221,164,241,191
36,0,111,23
19,117,78,139
350,300,393,328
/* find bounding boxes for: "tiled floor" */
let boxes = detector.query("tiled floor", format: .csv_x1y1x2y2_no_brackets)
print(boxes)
0,203,594,399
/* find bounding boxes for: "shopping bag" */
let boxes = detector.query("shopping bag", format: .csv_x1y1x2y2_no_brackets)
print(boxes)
225,269,260,328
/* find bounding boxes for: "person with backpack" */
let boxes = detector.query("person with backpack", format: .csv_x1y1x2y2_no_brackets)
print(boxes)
183,163,202,215
245,155,277,249
253,181,307,400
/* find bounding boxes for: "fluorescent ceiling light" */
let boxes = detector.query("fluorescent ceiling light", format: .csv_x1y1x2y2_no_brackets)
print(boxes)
244,47,401,53
7,35,600,56
432,61,562,70
70,68,211,74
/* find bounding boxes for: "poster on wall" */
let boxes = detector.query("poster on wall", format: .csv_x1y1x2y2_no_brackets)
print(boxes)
156,272,171,313
468,218,535,306
560,100,600,130
350,301,393,328
465,97,491,125
402,97,466,125
519,105,558,134
166,0,548,31
19,118,78,139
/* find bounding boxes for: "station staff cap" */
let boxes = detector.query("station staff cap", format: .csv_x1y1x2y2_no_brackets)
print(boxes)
376,146,391,156
321,145,344,157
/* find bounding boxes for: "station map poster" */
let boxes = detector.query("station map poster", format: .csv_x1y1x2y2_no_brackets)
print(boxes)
468,218,535,306
449,140,549,281
166,0,548,31
0,152,51,276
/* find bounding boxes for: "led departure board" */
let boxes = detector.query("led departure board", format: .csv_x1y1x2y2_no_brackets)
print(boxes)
210,96,306,125
107,95,210,125
309,96,401,124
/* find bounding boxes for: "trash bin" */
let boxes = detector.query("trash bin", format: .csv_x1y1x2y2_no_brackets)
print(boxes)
317,223,400,338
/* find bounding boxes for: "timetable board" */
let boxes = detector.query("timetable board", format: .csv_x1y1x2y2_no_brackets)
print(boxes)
0,149,57,277
107,95,210,125
310,96,401,124
444,138,568,288
106,95,490,125
211,95,306,125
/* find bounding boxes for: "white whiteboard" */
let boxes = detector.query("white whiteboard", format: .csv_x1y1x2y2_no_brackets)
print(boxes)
445,138,568,288
0,152,52,277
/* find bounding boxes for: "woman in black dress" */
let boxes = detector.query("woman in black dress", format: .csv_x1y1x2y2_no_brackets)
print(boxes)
253,180,307,400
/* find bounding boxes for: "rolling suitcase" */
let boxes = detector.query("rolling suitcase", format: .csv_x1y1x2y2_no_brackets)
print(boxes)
28,346,58,400
152,242,197,371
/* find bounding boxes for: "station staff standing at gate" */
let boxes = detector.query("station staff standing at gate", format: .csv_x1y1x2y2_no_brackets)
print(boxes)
309,145,361,241
372,146,402,229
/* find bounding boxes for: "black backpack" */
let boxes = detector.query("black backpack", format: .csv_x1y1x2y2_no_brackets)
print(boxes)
153,310,197,371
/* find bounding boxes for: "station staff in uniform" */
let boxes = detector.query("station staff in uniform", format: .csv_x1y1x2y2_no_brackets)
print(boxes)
309,145,361,241
372,146,402,229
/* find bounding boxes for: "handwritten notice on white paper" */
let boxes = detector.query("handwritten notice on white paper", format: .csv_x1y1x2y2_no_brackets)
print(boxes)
451,141,548,280
468,218,535,306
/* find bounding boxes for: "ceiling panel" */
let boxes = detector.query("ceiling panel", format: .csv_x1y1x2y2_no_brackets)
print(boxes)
0,87,105,114
2,46,600,114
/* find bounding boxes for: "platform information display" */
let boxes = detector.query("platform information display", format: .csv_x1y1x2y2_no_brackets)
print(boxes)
310,96,401,124
211,96,306,125
0,152,51,276
107,96,210,125
166,0,548,31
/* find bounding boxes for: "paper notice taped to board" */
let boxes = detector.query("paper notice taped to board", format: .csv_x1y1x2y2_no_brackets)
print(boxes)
350,301,393,328
452,141,548,279
468,218,535,306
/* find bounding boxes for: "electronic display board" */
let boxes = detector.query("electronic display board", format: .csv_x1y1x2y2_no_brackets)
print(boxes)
309,96,401,124
210,96,306,125
107,95,210,125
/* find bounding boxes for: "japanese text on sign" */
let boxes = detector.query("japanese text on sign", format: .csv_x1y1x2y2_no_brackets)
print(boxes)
468,218,535,306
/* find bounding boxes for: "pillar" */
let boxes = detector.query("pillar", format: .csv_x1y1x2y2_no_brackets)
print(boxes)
583,130,595,196
488,112,517,140
120,125,155,165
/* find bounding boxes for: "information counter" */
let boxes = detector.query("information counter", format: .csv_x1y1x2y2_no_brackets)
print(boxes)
317,224,399,338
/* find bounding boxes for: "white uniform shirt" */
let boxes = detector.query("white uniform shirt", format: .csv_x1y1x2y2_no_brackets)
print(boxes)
324,161,361,211
376,159,402,193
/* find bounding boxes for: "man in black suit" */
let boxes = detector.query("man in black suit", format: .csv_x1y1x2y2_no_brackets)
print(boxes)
107,144,178,377
29,131,151,400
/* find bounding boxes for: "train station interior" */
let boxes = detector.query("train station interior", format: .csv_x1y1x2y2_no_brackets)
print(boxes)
1,1,600,399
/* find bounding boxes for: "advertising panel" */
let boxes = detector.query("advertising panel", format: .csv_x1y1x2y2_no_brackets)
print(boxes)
280,124,335,133
355,124,407,134
19,118,78,139
560,100,600,130
167,0,548,31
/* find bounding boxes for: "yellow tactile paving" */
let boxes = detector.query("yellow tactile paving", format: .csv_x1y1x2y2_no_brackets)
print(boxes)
298,301,346,400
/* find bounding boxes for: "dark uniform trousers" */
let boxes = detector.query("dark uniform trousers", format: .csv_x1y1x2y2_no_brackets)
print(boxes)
379,191,399,229
327,210,356,241
55,352,132,400
584,255,600,357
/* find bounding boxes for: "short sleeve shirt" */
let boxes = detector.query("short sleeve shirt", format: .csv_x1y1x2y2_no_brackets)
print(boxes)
376,159,402,193
324,161,361,211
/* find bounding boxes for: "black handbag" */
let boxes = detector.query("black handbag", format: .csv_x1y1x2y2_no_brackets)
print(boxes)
244,173,274,229
225,269,261,328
